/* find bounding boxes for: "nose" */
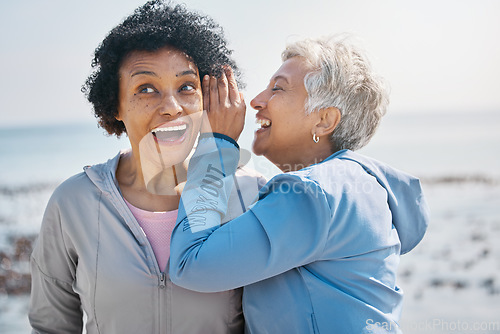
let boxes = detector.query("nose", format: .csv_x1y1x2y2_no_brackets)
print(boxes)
250,90,269,111
159,95,183,117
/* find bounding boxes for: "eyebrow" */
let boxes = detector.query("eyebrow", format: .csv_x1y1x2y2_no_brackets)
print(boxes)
176,70,198,77
130,69,198,79
273,75,289,84
130,70,158,78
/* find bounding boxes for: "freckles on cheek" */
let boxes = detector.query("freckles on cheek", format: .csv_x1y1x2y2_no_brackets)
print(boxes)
185,100,202,114
127,98,145,111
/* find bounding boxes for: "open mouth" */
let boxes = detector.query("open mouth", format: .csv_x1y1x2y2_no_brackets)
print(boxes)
152,123,188,144
256,118,271,130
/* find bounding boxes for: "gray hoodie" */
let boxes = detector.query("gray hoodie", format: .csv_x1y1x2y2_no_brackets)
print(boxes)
29,150,265,334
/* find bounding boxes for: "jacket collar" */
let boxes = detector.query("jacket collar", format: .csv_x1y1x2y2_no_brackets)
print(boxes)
84,149,129,193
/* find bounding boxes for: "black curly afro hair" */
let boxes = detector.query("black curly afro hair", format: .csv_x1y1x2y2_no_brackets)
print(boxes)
82,0,241,137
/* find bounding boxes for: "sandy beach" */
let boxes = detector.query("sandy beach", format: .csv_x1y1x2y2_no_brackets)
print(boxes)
398,180,500,333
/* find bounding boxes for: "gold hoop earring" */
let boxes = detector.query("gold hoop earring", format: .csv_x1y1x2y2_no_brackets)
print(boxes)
313,133,320,143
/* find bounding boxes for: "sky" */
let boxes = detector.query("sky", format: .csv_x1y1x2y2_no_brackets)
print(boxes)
1,0,499,131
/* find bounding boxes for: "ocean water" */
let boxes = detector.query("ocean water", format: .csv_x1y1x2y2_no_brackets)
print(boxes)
0,121,129,186
0,122,129,243
360,110,500,178
1,110,499,333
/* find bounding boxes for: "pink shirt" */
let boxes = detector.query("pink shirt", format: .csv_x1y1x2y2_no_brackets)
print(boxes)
125,199,178,271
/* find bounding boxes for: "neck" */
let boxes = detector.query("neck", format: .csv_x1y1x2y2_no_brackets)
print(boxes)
119,148,188,187
116,149,187,211
145,164,187,195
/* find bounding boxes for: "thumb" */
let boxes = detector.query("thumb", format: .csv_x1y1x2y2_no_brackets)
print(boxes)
200,110,213,133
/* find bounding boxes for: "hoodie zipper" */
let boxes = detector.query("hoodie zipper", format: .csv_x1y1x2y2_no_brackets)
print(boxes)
159,272,166,289
159,271,169,333
101,161,170,333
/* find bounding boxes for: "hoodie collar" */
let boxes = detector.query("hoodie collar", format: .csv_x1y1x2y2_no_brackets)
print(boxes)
330,149,429,255
83,149,128,193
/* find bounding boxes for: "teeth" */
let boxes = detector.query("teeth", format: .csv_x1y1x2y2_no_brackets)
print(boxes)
152,124,187,133
256,118,271,127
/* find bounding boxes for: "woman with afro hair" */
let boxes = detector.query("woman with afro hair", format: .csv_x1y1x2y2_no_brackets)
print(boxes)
29,1,264,333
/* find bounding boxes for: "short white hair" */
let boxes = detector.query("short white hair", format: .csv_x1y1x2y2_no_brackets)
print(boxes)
282,35,389,151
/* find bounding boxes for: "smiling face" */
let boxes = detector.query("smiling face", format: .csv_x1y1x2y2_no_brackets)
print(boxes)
250,57,320,171
117,46,203,169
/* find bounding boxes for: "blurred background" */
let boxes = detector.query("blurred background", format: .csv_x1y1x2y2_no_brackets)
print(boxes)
1,0,499,333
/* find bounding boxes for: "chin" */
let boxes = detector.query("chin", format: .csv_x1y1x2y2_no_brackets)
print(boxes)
251,139,265,157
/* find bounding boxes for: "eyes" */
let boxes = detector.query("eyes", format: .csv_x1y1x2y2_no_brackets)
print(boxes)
136,83,198,95
271,84,284,92
180,84,196,92
139,86,156,94
271,80,286,92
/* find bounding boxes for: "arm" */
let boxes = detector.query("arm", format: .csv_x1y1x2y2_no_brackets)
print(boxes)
29,194,83,333
169,66,328,292
170,142,331,292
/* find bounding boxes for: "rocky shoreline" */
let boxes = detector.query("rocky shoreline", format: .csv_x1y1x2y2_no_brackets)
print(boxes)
0,235,35,295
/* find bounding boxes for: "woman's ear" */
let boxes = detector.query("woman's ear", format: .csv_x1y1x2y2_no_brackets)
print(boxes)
312,107,341,137
115,107,123,121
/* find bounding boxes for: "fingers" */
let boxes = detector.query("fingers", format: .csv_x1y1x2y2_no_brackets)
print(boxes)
225,67,241,104
200,69,245,140
217,71,229,105
209,75,218,114
203,67,240,113
202,75,209,112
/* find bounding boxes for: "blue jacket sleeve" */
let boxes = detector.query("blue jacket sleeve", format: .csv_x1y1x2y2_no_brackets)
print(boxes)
170,142,331,292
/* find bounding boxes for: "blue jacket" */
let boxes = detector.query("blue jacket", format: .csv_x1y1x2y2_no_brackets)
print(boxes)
170,136,429,333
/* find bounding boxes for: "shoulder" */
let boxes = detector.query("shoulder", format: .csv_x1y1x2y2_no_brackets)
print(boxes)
42,173,98,223
50,172,94,201
48,150,120,207
304,155,385,198
258,171,326,203
310,155,370,181
248,172,332,236
259,159,386,215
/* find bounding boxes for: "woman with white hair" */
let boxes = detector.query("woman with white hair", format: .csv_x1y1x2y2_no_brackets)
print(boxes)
169,35,429,333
